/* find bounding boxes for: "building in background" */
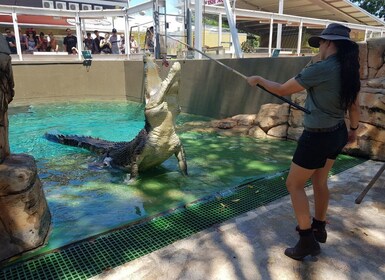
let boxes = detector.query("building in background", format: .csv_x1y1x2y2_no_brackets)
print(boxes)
0,0,129,11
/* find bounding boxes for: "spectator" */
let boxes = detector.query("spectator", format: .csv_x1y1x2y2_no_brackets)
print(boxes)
47,32,58,52
119,34,125,54
71,47,78,55
24,30,37,54
109,28,119,54
83,32,93,51
92,30,104,54
4,28,16,54
145,26,154,53
63,28,77,54
37,32,48,52
18,28,27,53
130,35,139,53
100,33,112,54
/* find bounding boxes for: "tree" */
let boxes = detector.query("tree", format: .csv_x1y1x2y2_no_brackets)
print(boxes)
350,0,385,19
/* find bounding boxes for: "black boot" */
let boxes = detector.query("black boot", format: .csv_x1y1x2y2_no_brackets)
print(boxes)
312,218,327,243
295,218,328,243
285,228,320,261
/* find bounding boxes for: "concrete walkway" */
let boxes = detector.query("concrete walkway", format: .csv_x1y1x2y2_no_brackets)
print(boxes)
91,160,385,280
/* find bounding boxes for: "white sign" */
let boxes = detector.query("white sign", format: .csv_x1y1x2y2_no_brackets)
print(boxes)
204,0,224,5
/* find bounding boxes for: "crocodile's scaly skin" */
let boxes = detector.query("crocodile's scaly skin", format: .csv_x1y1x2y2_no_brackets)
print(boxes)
45,54,187,181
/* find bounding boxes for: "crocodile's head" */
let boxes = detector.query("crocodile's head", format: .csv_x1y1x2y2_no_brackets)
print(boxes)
143,54,182,126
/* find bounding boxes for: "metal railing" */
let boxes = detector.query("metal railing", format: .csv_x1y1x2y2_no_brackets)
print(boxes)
0,2,153,61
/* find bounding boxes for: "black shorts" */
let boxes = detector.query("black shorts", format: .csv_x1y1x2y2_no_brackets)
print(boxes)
292,123,348,169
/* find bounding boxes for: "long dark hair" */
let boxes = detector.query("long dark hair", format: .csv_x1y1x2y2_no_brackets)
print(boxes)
334,40,360,110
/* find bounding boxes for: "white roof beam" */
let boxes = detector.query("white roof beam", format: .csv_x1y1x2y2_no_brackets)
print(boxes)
195,4,385,33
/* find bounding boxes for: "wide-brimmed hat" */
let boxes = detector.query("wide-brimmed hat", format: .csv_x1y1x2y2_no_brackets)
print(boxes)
308,23,352,48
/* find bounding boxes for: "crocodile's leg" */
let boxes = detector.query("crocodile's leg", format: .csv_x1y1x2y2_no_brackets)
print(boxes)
130,157,139,180
175,145,188,176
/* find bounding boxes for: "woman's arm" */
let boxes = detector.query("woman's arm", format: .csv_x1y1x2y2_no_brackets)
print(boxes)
246,76,305,96
347,98,360,144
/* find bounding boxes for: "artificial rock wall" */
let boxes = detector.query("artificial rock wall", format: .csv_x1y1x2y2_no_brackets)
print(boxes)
209,37,385,161
0,154,51,263
0,51,51,263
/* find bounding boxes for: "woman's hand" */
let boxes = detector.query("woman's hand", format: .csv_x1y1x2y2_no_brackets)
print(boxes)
246,76,260,87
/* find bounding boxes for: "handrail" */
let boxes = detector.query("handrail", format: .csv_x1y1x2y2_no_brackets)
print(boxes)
0,2,154,61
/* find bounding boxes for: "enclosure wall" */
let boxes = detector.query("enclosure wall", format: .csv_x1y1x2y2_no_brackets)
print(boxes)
11,57,310,119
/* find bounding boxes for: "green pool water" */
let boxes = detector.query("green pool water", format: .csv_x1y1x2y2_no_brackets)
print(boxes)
8,101,296,253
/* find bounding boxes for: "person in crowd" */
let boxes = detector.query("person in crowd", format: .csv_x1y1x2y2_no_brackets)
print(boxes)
24,29,38,54
71,47,78,55
100,32,112,54
246,23,360,261
109,28,119,54
18,28,27,53
119,34,125,54
47,32,58,52
37,32,48,52
92,30,104,54
4,28,16,54
145,26,154,53
130,35,139,54
83,32,93,52
63,28,77,54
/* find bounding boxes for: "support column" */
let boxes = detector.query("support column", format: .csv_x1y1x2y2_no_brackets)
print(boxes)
218,13,222,47
75,14,82,60
125,12,130,58
12,13,22,61
296,20,303,55
194,0,203,59
276,0,284,49
268,17,274,56
223,0,242,57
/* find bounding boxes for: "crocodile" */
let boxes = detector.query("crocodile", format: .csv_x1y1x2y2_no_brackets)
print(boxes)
45,54,187,181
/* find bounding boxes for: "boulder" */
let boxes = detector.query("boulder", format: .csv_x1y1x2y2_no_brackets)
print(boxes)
375,63,385,78
231,114,258,126
267,124,289,138
358,41,368,80
288,109,305,128
287,126,303,141
367,37,385,70
248,125,268,138
256,103,289,133
212,118,237,129
367,77,385,88
0,154,51,263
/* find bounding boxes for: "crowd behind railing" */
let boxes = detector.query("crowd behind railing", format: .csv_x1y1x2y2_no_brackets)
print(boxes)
3,26,154,56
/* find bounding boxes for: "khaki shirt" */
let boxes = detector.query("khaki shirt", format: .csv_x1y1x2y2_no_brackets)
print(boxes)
295,54,345,129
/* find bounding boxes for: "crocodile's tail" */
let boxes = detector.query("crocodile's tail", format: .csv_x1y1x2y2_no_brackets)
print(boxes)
44,130,116,155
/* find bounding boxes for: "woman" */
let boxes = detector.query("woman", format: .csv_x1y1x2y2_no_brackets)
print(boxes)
47,32,58,52
144,27,154,53
247,23,360,260
129,35,139,54
24,30,37,54
37,32,48,52
100,33,112,54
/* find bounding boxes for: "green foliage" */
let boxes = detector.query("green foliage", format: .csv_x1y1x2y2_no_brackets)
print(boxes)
203,17,230,28
241,34,260,52
350,0,385,19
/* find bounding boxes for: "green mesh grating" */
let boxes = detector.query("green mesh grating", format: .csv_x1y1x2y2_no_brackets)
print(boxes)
0,155,365,280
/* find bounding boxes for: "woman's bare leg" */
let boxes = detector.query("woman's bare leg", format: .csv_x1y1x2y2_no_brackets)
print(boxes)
311,159,335,221
286,162,315,229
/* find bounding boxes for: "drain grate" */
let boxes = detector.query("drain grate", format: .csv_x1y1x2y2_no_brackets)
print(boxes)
0,155,365,280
